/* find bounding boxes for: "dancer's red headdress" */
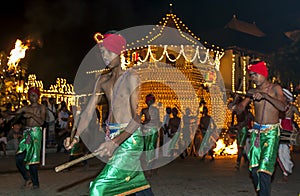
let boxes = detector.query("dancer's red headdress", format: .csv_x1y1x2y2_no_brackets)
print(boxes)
247,61,268,78
97,33,126,55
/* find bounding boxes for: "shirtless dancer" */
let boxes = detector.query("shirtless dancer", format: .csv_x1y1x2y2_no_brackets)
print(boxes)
15,87,46,189
232,61,285,196
65,32,154,195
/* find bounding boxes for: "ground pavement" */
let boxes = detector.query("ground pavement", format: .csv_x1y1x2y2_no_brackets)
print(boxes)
0,150,299,196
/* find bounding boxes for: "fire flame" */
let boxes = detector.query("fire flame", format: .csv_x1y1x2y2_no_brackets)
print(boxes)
7,39,29,71
213,139,238,156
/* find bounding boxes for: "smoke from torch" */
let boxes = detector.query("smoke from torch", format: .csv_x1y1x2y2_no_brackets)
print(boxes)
7,39,29,71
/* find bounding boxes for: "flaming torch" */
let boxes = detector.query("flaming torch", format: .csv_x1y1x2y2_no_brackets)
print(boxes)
0,39,30,106
7,39,29,72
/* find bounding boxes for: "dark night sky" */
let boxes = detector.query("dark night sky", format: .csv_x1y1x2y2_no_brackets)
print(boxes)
1,0,300,88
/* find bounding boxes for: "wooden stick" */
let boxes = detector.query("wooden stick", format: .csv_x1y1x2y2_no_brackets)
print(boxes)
55,151,99,172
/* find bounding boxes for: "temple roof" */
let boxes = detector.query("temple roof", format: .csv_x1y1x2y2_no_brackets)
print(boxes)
225,15,266,37
285,29,300,42
125,5,223,52
147,13,200,46
200,15,292,54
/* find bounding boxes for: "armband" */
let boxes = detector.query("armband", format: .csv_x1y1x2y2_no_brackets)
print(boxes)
74,135,80,142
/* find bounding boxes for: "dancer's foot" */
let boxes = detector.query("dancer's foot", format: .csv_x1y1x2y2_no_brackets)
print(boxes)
21,180,32,189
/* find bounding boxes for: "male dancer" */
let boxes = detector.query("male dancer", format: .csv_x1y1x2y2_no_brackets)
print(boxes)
232,61,285,195
277,88,300,182
15,87,46,189
65,32,154,195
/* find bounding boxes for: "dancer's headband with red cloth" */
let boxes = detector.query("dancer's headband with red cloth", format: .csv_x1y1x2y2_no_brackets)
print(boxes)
28,87,40,97
247,61,268,78
95,33,126,55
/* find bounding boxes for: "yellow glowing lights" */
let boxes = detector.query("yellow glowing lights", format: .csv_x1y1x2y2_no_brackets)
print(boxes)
49,78,74,94
232,54,236,92
26,74,44,90
130,45,223,69
242,57,247,94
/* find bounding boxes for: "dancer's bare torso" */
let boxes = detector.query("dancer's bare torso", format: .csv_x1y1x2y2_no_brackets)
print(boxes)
98,69,140,124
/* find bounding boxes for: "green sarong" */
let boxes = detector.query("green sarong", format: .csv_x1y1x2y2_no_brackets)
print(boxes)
90,126,150,196
248,123,280,175
16,126,42,166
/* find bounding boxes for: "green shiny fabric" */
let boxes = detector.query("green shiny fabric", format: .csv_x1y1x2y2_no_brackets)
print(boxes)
17,127,42,167
143,127,158,163
90,127,150,196
248,124,280,175
70,142,83,156
237,127,248,147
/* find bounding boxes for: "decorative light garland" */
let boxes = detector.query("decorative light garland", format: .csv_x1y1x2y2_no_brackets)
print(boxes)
26,74,44,90
48,78,74,94
123,45,224,70
86,44,225,75
231,54,235,92
242,56,247,94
